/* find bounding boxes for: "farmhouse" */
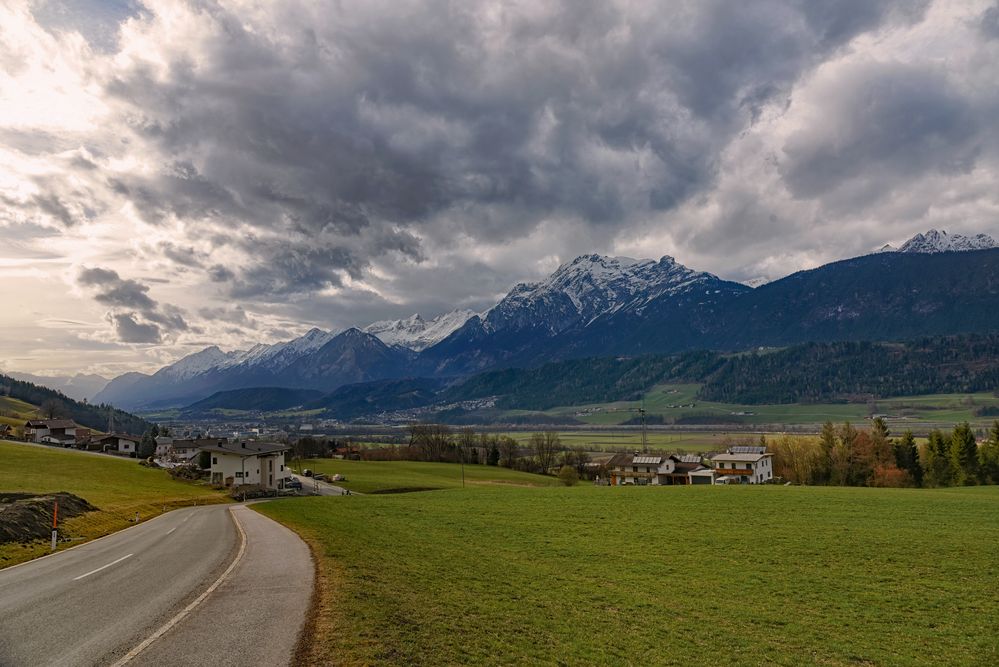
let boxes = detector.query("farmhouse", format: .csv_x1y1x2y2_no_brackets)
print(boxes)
98,433,141,456
199,440,291,490
24,419,77,444
0,424,11,439
710,446,774,484
607,453,710,485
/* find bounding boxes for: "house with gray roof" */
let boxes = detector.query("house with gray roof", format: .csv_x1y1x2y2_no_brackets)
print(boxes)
199,440,291,490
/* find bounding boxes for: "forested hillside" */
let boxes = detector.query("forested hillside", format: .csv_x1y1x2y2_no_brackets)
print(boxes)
450,334,999,410
0,373,151,434
697,336,999,404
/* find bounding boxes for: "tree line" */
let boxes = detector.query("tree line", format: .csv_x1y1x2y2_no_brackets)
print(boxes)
289,424,594,484
769,418,999,487
0,373,151,435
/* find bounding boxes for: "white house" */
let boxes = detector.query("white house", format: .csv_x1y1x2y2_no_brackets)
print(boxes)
710,446,774,484
99,433,141,456
199,440,291,490
24,419,76,444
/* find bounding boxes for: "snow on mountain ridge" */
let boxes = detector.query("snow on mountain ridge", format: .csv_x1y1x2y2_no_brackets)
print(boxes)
364,310,478,350
896,229,998,253
482,253,723,334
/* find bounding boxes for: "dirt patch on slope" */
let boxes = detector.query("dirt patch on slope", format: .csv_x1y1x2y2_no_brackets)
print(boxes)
0,492,98,543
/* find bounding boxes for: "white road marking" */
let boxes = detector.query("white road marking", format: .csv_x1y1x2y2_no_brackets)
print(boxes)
110,507,248,666
72,553,134,581
166,527,177,535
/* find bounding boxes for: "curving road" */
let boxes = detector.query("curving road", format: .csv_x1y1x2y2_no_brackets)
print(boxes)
0,503,312,667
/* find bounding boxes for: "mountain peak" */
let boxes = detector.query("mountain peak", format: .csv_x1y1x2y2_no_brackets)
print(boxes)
895,229,997,254
363,309,477,351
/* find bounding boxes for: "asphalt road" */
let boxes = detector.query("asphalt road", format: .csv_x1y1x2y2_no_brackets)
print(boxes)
0,503,312,667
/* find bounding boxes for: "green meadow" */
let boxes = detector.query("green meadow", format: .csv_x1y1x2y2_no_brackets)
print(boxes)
296,459,556,493
0,440,226,567
259,482,999,666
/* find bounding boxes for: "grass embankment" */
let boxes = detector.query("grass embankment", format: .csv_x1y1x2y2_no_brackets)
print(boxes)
0,440,226,567
259,484,999,666
296,459,556,493
0,396,37,430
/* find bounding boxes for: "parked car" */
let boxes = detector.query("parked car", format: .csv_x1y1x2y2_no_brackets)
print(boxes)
332,473,345,482
313,473,328,482
302,469,313,477
285,478,303,490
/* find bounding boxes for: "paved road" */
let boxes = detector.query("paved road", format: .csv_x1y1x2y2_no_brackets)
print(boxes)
290,472,353,496
0,503,312,667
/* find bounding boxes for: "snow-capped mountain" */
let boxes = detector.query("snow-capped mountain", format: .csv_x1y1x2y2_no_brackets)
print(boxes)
742,277,770,288
419,254,750,374
895,229,998,254
364,310,477,351
225,327,338,372
97,243,999,410
482,254,724,334
155,346,240,381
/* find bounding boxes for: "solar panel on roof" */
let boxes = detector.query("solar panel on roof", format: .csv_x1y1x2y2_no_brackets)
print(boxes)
730,446,766,454
632,456,661,464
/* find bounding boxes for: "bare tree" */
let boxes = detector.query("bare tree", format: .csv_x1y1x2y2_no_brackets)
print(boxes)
498,436,519,468
408,423,454,462
531,431,561,475
40,398,66,420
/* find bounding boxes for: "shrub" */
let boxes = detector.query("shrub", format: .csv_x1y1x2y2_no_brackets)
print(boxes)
558,465,579,486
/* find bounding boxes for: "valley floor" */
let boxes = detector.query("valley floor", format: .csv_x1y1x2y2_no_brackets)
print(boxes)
258,478,999,666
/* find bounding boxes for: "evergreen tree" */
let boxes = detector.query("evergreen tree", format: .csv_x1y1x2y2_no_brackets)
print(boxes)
924,430,952,487
979,421,999,484
950,422,979,485
893,430,923,487
870,417,893,466
815,421,836,484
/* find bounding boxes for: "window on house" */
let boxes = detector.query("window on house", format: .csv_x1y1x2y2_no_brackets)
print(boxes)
212,457,218,465
280,465,284,471
235,471,243,478
633,466,638,472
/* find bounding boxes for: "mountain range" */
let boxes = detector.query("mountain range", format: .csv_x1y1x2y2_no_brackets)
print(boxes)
91,229,999,410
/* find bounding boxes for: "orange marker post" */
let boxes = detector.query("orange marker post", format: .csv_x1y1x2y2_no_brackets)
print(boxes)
51,500,59,552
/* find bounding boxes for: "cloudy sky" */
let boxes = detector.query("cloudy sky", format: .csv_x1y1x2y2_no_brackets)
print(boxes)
2,0,999,376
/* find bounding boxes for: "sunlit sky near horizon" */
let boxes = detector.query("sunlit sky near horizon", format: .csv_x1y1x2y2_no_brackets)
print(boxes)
2,0,999,376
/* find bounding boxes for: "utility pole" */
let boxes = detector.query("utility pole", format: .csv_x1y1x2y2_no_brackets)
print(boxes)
640,400,648,453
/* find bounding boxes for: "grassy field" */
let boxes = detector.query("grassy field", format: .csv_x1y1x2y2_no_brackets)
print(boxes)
259,484,999,666
0,396,38,430
0,440,226,567
295,459,556,493
496,430,754,453
525,383,999,428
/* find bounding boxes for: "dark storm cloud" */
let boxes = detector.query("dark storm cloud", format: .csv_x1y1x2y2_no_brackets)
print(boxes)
107,312,162,344
781,61,981,204
77,266,189,343
981,3,999,39
88,0,933,304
